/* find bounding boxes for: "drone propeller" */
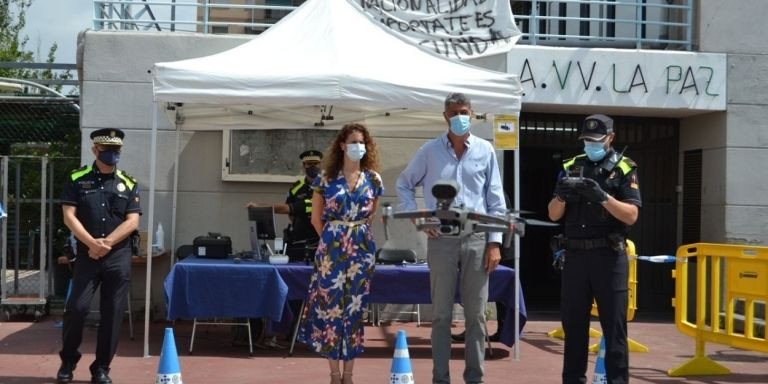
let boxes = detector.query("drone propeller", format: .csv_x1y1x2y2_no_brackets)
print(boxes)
507,209,536,215
520,218,560,227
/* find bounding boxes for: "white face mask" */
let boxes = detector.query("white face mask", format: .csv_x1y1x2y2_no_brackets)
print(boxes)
345,143,366,161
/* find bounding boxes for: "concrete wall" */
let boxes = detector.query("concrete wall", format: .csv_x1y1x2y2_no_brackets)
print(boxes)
677,0,768,244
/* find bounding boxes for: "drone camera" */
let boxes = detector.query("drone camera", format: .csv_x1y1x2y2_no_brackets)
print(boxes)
432,180,459,210
439,219,461,235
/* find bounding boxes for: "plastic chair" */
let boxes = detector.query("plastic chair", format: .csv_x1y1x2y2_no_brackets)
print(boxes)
372,248,420,326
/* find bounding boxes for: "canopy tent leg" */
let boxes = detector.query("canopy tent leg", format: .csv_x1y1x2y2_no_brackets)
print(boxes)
144,102,159,357
170,127,180,265
513,147,521,361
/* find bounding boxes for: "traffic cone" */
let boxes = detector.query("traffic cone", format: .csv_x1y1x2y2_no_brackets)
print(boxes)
156,328,183,384
591,337,607,384
390,329,414,384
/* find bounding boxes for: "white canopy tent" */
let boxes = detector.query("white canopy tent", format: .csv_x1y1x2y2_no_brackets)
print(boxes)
146,0,522,357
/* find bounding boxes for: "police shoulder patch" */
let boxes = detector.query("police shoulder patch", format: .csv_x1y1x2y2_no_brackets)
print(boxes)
562,154,587,170
70,164,88,174
621,156,637,168
70,165,92,181
118,170,138,184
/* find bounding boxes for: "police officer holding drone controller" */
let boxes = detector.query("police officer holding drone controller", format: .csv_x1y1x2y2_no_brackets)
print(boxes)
548,114,641,384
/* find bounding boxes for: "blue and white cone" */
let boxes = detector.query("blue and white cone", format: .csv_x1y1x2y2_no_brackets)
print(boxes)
156,328,183,384
591,337,607,384
390,329,414,384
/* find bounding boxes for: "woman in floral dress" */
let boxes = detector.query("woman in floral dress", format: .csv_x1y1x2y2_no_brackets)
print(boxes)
298,123,384,384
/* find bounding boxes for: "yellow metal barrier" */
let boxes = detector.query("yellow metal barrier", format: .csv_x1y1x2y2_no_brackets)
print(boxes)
548,240,650,353
668,243,768,377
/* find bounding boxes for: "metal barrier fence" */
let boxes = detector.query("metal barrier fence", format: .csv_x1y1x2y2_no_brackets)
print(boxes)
0,156,79,320
92,0,693,51
669,243,768,376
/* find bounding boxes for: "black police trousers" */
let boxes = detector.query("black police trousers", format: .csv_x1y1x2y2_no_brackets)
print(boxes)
60,246,131,373
561,246,629,384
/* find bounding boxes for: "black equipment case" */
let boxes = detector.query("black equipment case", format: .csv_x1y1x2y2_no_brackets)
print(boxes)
193,232,232,259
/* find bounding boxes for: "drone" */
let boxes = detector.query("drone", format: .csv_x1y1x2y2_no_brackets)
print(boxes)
381,180,558,245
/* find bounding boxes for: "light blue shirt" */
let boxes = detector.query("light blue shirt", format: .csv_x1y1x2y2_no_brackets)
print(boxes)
396,133,507,243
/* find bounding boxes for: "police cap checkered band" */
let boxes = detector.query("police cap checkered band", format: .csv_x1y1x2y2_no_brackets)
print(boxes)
578,114,613,141
90,128,125,146
299,149,322,162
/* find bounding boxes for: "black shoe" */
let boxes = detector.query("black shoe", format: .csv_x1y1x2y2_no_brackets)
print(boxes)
56,362,76,383
451,331,465,343
488,332,501,342
90,368,112,384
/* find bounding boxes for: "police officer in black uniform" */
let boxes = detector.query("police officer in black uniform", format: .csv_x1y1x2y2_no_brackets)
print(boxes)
247,149,322,262
57,128,141,384
547,115,641,384
242,150,322,345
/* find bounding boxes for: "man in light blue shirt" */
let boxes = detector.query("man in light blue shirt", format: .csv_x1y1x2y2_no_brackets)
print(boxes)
396,93,506,384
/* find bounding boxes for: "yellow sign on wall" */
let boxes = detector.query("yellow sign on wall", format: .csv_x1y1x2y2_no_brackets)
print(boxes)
493,114,519,150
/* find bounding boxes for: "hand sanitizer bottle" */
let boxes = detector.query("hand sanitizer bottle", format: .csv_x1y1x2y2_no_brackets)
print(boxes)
154,223,165,252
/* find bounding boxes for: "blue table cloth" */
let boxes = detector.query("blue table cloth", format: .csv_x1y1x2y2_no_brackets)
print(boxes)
164,258,526,347
164,256,288,322
275,263,527,347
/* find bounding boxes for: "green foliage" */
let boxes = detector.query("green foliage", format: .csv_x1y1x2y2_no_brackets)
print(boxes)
40,43,73,94
0,0,34,79
1,1,75,93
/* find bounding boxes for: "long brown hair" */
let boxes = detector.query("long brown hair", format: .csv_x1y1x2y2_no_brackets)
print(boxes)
323,123,380,177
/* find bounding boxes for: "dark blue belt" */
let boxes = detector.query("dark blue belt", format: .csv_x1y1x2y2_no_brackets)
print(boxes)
566,237,610,250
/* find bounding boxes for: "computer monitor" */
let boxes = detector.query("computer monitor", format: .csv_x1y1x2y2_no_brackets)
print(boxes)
248,206,276,259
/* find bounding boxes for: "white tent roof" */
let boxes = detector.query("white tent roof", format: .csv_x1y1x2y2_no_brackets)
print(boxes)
142,0,524,357
152,0,521,122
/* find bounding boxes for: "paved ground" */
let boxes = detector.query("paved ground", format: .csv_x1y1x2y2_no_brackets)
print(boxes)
0,313,766,383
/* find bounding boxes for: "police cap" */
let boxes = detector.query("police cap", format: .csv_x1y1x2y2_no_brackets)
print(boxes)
299,149,322,162
90,128,125,146
578,114,614,142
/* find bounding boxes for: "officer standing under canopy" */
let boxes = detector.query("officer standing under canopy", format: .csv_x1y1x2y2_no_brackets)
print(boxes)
57,128,142,384
247,149,322,262
547,114,641,384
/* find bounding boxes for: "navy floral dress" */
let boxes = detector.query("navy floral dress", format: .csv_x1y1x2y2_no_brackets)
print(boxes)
298,169,384,360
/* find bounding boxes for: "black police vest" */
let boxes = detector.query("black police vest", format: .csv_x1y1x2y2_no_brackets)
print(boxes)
562,153,635,239
286,179,318,243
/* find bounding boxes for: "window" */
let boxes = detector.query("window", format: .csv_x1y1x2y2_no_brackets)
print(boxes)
211,25,229,34
265,0,305,23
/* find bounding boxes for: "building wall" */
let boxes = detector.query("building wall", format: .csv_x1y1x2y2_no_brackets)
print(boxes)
677,0,768,244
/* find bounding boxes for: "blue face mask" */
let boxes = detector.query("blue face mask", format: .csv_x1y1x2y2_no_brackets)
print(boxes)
305,165,320,179
583,141,606,162
97,149,121,166
345,143,366,161
449,115,471,136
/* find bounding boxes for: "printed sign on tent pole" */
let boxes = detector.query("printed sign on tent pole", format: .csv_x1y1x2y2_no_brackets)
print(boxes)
493,114,519,150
